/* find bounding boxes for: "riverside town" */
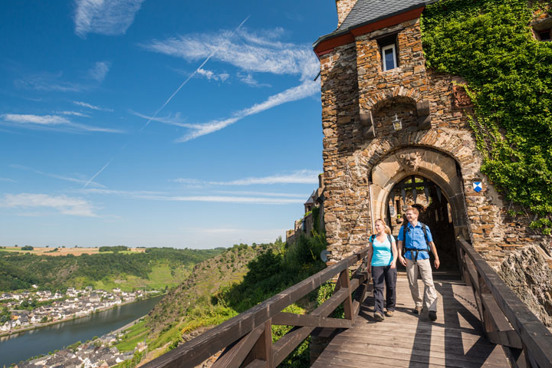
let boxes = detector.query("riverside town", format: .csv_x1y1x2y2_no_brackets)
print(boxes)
0,287,160,335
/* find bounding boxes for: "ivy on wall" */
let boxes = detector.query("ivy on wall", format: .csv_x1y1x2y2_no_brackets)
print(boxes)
421,0,552,233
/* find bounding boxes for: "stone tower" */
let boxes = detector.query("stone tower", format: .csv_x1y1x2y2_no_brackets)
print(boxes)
313,0,548,267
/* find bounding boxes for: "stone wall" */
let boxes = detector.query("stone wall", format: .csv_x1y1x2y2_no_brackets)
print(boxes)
499,245,552,329
335,0,359,27
318,17,550,267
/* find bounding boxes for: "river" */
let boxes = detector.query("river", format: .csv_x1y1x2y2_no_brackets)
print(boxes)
0,296,162,367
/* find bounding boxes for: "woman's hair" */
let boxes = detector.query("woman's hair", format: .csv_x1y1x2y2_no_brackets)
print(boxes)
374,219,392,235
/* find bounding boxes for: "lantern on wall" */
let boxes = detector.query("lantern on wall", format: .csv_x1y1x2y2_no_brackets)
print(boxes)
392,113,402,131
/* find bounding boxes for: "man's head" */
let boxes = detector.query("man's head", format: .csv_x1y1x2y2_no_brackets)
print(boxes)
405,206,419,224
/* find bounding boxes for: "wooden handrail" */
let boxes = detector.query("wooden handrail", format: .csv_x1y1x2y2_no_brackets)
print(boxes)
457,237,552,368
142,248,370,368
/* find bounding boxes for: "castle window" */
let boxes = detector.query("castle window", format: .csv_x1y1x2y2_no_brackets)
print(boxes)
377,34,399,71
381,44,397,71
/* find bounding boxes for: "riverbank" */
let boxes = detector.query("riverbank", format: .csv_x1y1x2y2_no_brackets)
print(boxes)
0,294,163,338
0,296,163,368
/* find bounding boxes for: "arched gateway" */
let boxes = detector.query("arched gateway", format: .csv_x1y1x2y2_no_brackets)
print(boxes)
370,147,467,270
313,0,545,266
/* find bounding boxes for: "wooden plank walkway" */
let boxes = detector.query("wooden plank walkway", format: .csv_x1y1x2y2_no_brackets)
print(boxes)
311,273,510,367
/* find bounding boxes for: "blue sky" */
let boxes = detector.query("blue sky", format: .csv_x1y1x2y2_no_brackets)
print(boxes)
0,0,337,249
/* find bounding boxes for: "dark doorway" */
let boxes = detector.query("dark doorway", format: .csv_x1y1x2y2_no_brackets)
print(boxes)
386,175,459,274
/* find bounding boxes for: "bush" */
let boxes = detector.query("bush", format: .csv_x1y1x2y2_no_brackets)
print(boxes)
421,0,552,232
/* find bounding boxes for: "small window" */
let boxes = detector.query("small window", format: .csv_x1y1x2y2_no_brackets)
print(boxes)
377,33,399,72
381,44,397,71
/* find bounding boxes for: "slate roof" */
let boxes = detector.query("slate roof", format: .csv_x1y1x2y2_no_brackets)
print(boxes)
341,0,431,31
314,0,437,48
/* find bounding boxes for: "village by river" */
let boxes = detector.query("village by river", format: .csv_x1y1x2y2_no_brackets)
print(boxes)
0,289,163,367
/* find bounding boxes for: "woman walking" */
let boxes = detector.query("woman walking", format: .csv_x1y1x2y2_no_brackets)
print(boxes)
366,219,398,321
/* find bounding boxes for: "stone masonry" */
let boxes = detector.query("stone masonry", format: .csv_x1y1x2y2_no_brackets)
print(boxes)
335,0,359,27
315,5,550,268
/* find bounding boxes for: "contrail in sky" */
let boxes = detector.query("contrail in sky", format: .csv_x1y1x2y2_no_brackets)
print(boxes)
83,158,114,189
83,16,250,188
141,15,250,131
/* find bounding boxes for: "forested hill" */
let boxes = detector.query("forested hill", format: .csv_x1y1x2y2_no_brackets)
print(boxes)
136,233,327,365
0,247,224,292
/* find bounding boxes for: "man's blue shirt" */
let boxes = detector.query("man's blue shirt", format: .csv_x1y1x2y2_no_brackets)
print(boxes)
398,222,433,260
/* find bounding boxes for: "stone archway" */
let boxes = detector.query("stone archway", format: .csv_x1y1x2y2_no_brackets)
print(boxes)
369,146,470,240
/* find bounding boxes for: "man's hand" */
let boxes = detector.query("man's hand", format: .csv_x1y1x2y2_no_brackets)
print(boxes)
434,258,440,269
399,256,407,267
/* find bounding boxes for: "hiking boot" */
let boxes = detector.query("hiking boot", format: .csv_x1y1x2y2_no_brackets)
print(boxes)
374,312,385,322
413,306,422,315
429,311,437,321
385,310,394,317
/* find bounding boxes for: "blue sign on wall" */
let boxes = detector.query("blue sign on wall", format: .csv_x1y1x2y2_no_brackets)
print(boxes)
473,181,483,192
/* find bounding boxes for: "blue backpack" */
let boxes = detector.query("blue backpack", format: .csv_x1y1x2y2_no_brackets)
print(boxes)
401,222,431,261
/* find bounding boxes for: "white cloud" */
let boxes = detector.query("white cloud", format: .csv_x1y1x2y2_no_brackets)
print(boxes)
173,170,320,186
81,188,305,205
196,68,229,82
1,113,123,134
1,193,96,217
130,110,194,128
59,111,90,117
237,72,270,88
2,114,70,125
178,227,286,248
70,122,123,133
88,61,111,82
80,188,164,197
11,164,105,188
140,25,321,142
74,0,145,37
14,72,83,92
214,190,307,198
176,79,319,142
73,101,113,112
143,27,318,81
141,195,303,205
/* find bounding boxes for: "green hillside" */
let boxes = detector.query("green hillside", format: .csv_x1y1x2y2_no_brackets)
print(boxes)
117,226,328,367
0,247,224,292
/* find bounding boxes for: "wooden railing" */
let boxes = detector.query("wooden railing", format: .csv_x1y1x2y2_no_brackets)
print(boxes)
142,248,371,368
457,237,552,368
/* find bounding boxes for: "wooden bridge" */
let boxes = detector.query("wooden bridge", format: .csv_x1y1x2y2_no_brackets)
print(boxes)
143,238,552,368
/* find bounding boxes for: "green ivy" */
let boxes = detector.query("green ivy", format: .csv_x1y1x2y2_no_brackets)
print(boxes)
421,0,552,233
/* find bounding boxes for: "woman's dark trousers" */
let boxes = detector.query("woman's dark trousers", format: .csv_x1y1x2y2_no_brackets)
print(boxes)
371,265,397,314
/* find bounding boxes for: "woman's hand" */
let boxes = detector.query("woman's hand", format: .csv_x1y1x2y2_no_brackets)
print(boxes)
390,261,396,269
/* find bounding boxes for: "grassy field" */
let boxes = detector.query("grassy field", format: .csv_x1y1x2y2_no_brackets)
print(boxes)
0,247,146,256
116,320,150,352
91,264,191,292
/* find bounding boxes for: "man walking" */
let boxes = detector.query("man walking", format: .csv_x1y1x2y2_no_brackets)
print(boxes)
398,206,440,321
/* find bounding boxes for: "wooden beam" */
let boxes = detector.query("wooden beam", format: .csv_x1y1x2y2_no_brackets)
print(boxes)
213,324,266,368
272,312,352,329
457,238,552,367
142,249,368,368
480,293,522,349
272,285,358,366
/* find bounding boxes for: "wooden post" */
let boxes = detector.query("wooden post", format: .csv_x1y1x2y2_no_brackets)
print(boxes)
244,320,273,367
337,269,353,321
